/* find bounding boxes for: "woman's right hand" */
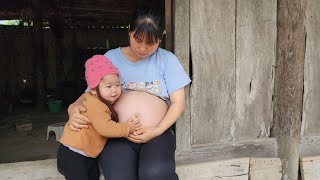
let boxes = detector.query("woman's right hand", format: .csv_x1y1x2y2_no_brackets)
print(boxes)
68,104,90,131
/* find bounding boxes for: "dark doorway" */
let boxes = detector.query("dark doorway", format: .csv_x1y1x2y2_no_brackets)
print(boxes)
0,0,169,163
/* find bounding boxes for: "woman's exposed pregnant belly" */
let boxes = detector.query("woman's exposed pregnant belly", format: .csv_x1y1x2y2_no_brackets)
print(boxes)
113,91,168,128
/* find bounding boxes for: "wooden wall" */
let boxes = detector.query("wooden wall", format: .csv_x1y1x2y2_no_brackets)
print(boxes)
235,0,276,141
174,0,320,158
190,0,236,145
187,0,276,146
302,0,320,137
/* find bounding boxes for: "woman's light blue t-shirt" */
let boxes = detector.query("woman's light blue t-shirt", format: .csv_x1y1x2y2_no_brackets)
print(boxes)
104,47,191,101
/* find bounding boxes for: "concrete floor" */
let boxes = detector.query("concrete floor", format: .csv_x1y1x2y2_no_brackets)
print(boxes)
0,107,68,164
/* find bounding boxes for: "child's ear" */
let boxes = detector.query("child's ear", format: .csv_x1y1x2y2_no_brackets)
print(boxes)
90,89,97,95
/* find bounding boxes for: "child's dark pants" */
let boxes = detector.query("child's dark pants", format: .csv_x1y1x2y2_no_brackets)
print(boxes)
57,145,100,180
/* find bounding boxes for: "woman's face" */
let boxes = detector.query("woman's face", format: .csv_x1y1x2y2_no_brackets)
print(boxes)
129,31,160,59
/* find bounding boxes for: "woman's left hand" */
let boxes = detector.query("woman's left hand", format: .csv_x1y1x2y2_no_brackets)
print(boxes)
127,127,160,143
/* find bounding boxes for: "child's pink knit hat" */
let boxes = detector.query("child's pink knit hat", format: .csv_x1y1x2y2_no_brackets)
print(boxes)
85,55,120,89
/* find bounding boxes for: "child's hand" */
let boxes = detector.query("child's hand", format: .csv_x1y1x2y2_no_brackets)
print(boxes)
128,113,141,133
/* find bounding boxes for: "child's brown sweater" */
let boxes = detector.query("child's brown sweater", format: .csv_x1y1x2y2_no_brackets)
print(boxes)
59,92,130,158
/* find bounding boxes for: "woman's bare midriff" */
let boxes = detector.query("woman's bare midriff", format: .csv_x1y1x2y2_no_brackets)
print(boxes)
114,91,168,128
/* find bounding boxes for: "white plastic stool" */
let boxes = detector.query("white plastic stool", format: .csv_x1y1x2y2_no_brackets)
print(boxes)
46,122,65,142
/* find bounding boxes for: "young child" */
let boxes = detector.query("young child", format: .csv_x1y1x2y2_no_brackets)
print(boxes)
57,55,141,180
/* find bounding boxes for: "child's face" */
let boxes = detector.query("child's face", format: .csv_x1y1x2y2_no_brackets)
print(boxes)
96,74,121,104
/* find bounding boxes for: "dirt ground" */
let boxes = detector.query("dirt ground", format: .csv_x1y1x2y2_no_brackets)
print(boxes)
0,106,68,164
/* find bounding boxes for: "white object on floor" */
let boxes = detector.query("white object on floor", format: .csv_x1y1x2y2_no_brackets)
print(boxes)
46,122,65,142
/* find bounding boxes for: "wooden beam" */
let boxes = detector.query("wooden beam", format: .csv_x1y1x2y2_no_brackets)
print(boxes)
177,158,249,180
176,138,277,166
272,0,307,179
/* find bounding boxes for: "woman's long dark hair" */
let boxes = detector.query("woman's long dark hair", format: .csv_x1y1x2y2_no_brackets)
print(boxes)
96,87,119,122
129,8,164,45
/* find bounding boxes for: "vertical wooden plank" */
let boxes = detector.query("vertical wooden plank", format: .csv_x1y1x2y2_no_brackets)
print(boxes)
165,0,172,51
272,0,306,179
301,0,320,136
173,0,191,151
190,0,235,145
235,0,277,140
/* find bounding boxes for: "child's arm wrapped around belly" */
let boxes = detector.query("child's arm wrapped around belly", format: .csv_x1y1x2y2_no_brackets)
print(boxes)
82,93,130,137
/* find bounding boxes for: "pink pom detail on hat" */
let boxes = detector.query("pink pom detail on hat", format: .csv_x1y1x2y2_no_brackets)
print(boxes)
85,55,120,89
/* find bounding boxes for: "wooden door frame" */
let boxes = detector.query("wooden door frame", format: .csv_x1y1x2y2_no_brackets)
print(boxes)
165,0,173,51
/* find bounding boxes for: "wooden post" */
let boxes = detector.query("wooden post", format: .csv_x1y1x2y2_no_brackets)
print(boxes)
272,0,306,179
173,0,191,152
31,0,46,109
165,0,172,51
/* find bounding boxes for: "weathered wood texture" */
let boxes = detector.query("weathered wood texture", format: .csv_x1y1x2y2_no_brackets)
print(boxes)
165,0,172,51
176,138,277,166
235,0,276,141
177,157,282,180
300,136,320,157
189,0,277,145
300,156,320,180
302,0,320,136
173,0,191,151
272,0,306,180
190,0,236,145
177,158,249,180
249,158,282,180
175,1,320,170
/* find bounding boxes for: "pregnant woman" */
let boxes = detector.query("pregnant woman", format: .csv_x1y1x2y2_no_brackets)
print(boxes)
68,8,191,180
